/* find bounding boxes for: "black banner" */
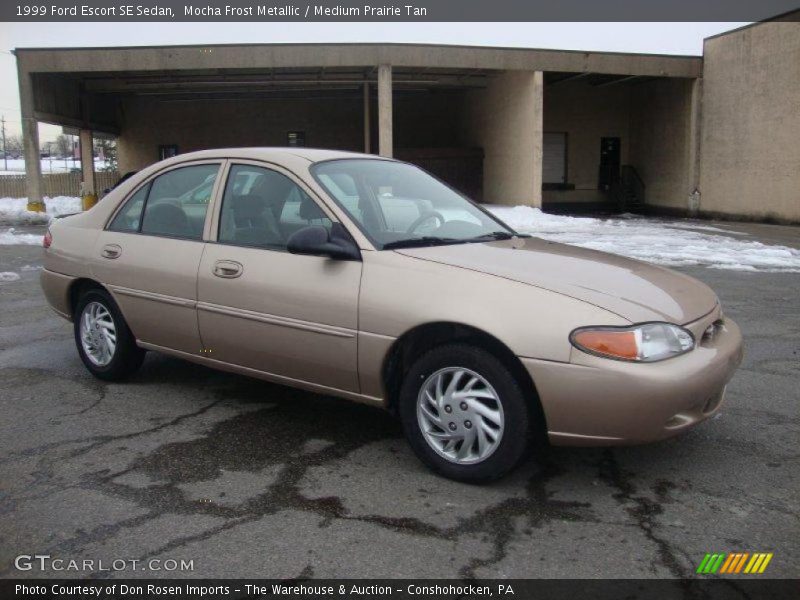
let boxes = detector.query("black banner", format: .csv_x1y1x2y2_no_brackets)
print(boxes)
2,579,799,600
3,0,800,22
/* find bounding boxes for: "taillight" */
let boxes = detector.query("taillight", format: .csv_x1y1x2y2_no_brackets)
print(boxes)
43,229,52,249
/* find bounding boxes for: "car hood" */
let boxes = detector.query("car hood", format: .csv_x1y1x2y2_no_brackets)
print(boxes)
395,236,718,324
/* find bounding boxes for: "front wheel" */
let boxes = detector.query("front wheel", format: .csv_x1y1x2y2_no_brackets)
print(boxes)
399,344,531,482
74,287,145,381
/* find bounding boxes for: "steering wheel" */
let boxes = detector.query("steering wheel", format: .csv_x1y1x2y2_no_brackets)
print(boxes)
406,210,445,235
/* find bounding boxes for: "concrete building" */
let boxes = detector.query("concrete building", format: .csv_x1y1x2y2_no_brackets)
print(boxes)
14,17,800,223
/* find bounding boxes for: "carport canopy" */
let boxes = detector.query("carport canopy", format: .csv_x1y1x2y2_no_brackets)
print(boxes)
14,43,701,210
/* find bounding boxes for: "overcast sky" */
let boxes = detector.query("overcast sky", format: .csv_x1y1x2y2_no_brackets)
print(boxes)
0,21,747,142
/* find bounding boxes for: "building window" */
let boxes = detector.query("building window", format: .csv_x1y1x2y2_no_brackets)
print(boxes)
287,131,305,147
158,144,179,161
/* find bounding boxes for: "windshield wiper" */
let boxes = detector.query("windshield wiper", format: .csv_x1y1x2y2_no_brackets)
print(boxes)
462,231,516,242
382,236,462,250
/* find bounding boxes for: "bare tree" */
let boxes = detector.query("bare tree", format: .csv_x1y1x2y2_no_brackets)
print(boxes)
54,134,72,158
5,134,23,156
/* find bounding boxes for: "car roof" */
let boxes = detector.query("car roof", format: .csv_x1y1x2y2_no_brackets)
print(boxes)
159,147,390,167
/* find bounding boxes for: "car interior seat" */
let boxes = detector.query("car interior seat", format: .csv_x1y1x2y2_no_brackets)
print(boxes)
142,202,192,238
298,193,328,222
228,193,283,246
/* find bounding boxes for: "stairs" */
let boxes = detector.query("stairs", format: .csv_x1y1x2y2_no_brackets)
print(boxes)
613,165,646,213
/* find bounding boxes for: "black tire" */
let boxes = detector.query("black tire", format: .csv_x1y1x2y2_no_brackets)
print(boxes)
73,287,145,381
399,344,532,483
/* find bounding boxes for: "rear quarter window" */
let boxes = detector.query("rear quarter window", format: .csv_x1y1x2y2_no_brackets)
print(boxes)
108,184,149,232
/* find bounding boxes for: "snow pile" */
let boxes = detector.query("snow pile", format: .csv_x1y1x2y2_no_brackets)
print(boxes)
488,205,800,273
0,197,797,273
0,228,43,245
0,271,21,282
0,196,82,226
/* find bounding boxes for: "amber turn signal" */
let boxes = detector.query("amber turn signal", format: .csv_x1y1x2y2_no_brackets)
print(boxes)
570,323,695,362
572,329,639,360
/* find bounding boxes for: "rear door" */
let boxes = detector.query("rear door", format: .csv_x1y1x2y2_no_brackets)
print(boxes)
197,161,362,392
92,161,223,353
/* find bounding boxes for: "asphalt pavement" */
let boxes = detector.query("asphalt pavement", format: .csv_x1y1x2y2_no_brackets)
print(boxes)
0,222,797,580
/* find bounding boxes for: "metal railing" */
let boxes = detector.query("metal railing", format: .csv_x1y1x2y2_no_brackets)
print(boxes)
610,165,646,212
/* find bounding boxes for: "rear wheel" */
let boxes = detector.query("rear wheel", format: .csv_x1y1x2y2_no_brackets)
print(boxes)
399,344,531,482
74,287,144,381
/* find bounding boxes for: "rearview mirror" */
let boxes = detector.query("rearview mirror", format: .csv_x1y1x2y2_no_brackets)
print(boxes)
287,224,361,261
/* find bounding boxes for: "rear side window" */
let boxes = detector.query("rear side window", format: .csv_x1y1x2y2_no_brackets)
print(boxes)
108,164,220,239
108,184,149,232
141,165,219,239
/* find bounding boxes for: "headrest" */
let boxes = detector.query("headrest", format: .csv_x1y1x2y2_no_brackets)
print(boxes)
142,203,189,235
251,174,294,204
298,194,324,221
230,193,267,219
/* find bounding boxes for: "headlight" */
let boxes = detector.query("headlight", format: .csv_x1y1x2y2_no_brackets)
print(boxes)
570,322,695,362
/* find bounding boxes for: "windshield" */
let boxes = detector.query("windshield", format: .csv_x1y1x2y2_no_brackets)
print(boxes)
311,159,516,249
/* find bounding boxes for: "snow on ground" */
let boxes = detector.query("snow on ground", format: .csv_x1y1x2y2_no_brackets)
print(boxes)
0,197,797,273
0,158,112,174
0,196,82,226
0,228,43,246
488,205,800,273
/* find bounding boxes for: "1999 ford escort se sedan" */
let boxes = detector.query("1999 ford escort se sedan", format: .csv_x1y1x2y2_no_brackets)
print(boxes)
41,148,743,481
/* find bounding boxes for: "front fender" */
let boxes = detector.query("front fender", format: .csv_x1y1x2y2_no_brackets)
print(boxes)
359,250,629,363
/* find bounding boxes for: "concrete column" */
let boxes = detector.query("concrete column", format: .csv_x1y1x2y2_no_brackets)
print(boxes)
461,70,543,207
377,64,393,158
79,129,96,197
363,82,371,154
17,69,44,212
687,77,703,216
532,70,544,208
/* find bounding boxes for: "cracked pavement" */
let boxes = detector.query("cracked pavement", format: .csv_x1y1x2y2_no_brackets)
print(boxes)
0,223,798,579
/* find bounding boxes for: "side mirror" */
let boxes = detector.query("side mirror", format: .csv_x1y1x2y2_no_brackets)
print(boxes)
287,223,361,261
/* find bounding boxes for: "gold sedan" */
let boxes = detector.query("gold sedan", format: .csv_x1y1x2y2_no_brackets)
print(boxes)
41,149,743,481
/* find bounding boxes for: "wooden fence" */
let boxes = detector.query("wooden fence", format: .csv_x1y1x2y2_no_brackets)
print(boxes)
0,171,120,198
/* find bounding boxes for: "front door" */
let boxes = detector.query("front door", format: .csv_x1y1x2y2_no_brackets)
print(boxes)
598,137,621,191
92,162,222,354
197,162,362,392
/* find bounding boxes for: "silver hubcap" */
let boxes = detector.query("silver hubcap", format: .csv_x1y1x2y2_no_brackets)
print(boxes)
416,367,505,465
79,301,117,367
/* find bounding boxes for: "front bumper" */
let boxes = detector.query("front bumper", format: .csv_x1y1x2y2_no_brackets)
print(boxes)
522,310,744,445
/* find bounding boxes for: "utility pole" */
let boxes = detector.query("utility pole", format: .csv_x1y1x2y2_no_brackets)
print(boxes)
1,115,7,172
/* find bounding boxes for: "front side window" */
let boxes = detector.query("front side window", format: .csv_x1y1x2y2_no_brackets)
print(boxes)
218,164,331,250
312,159,515,249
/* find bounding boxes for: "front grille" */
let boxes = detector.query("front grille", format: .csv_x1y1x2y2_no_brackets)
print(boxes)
702,319,724,344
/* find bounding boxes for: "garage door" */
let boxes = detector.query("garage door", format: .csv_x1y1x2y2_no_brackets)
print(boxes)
543,132,567,184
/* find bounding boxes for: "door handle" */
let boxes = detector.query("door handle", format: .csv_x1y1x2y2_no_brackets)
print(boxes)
101,244,122,259
212,260,243,278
